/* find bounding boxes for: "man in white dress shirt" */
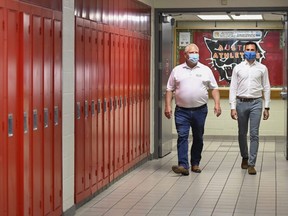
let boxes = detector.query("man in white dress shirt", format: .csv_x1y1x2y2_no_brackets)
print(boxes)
229,41,271,175
165,43,221,176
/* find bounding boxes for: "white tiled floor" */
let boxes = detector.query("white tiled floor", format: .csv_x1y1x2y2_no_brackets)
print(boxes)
75,136,288,216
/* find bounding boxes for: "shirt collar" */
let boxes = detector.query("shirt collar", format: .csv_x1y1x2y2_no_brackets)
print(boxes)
244,59,257,66
183,62,200,69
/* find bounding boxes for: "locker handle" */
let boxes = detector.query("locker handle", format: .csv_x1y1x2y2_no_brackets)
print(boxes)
119,96,122,108
103,99,107,113
91,100,95,116
85,100,88,118
33,109,38,131
124,96,127,107
44,108,49,128
114,96,118,110
8,114,13,137
23,112,28,134
109,98,113,111
97,99,101,114
76,102,81,119
54,106,59,125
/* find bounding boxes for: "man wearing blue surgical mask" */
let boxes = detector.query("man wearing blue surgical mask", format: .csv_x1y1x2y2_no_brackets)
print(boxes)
229,41,271,175
165,43,221,175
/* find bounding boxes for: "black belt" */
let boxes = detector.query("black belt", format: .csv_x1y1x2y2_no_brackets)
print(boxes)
237,97,261,102
176,104,207,111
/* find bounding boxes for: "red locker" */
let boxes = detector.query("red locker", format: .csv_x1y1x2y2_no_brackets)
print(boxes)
7,7,22,216
31,14,44,216
43,16,53,215
53,17,63,213
103,31,110,185
75,18,86,202
127,36,134,169
84,21,92,192
0,6,7,216
123,36,130,170
96,30,105,189
95,0,103,23
90,26,98,192
21,11,32,216
109,33,115,181
102,0,109,24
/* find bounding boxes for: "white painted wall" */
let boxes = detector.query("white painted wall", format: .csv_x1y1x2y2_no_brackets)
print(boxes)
62,0,75,212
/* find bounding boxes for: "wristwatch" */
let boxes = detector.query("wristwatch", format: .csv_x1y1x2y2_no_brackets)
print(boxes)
264,107,270,110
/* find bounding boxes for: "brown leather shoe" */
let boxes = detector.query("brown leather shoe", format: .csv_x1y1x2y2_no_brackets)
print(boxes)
191,165,202,173
248,166,257,175
241,158,248,169
172,165,189,176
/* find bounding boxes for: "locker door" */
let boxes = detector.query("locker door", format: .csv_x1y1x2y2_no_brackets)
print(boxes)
113,33,121,178
123,36,130,170
22,12,32,216
96,0,103,23
109,33,116,181
139,39,144,156
97,30,104,188
128,36,134,167
53,18,62,211
7,8,22,216
43,17,53,215
117,35,124,176
91,27,98,192
132,37,138,161
102,0,109,24
103,31,110,185
75,19,86,202
0,6,7,216
84,23,92,191
31,14,44,216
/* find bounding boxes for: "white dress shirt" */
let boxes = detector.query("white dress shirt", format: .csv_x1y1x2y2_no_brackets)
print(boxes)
167,62,218,108
229,60,271,109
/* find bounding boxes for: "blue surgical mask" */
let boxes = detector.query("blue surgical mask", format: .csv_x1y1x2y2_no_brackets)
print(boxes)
244,51,256,61
188,53,199,64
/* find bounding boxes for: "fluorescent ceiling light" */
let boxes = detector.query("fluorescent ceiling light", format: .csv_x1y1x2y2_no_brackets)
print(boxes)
231,15,263,20
197,15,231,20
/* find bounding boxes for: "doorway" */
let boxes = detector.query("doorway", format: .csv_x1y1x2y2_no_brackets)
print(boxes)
154,8,288,160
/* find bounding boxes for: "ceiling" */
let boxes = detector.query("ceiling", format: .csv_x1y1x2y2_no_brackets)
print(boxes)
168,12,286,21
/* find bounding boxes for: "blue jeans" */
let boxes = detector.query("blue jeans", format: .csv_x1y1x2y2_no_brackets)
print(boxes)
236,98,262,166
174,105,208,169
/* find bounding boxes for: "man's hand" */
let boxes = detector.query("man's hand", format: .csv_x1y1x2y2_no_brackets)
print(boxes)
263,109,269,120
164,106,172,119
214,106,221,117
231,109,238,120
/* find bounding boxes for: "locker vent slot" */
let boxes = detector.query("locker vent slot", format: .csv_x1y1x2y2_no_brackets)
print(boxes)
44,108,49,128
54,106,59,125
24,112,28,133
8,114,13,137
76,102,81,119
33,109,38,130
91,100,95,116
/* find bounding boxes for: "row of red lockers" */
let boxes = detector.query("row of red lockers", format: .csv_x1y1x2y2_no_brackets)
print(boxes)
74,0,151,35
0,2,62,216
0,1,151,216
74,18,151,203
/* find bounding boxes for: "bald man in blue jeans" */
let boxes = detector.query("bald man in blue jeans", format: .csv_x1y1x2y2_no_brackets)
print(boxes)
165,43,221,176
